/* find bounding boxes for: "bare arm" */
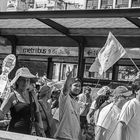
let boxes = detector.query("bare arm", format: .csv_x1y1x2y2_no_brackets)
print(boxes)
117,121,127,140
63,68,74,96
95,126,107,140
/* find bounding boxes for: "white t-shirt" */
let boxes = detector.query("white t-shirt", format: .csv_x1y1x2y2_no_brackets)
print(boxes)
97,102,120,140
119,98,140,140
54,93,81,140
53,108,59,121
90,100,96,110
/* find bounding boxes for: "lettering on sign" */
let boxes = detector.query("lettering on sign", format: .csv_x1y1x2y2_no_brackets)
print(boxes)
17,46,140,59
19,46,75,56
17,46,101,57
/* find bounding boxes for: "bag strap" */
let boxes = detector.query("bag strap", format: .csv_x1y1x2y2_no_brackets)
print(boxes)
38,101,50,130
29,93,35,122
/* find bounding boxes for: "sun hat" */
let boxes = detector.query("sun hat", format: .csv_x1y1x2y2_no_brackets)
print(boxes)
10,67,36,86
112,86,130,97
97,86,110,96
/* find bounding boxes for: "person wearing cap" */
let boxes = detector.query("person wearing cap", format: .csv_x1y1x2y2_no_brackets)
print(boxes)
78,86,92,137
117,77,140,140
38,85,53,138
0,67,45,136
95,86,129,140
86,86,111,125
54,69,82,140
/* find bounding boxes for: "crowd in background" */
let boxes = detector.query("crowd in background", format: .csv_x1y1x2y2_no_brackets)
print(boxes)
0,67,139,140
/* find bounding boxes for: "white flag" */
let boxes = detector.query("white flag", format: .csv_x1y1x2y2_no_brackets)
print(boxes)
89,32,126,75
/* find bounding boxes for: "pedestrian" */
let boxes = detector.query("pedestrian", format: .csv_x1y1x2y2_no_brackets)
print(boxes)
86,86,111,125
0,67,45,136
95,86,129,140
117,76,140,140
38,85,52,138
78,86,92,134
54,69,82,140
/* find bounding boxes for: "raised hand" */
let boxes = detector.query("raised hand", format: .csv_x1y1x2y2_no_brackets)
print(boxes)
63,67,74,95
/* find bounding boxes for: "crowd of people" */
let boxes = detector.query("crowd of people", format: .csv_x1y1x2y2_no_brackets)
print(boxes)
0,66,139,140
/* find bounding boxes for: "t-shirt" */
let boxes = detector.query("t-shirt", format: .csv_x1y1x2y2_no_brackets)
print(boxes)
78,93,92,116
54,93,81,140
97,102,120,140
53,108,59,121
90,100,96,110
119,98,140,140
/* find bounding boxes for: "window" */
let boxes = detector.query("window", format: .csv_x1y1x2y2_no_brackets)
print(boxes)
115,0,129,8
18,60,48,77
87,0,98,9
61,64,66,80
132,0,140,7
101,0,113,9
118,66,140,81
84,64,112,80
52,63,61,81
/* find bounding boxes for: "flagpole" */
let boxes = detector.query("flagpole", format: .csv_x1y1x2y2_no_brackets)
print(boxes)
95,78,101,88
126,54,140,72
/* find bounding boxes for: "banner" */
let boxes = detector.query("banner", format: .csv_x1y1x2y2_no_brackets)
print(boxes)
89,32,126,75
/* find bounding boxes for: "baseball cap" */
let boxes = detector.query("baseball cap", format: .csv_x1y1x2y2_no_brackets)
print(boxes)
112,86,129,97
10,67,36,85
97,86,110,96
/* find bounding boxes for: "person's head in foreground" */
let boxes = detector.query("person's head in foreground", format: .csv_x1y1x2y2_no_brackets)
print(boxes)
70,78,82,97
11,67,36,92
95,86,111,109
112,86,129,104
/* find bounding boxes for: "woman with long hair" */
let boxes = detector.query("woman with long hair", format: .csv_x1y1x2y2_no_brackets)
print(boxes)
0,67,45,136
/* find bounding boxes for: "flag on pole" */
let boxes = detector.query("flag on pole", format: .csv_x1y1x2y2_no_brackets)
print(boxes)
89,32,127,75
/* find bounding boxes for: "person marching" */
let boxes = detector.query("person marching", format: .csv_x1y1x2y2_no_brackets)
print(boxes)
95,86,129,140
0,67,45,136
117,74,140,140
54,68,82,140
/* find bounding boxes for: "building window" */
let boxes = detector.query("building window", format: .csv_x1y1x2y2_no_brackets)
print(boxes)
115,0,129,8
87,0,98,9
61,64,66,80
132,0,140,7
18,60,48,77
52,63,61,81
101,0,113,9
84,64,112,80
118,65,140,81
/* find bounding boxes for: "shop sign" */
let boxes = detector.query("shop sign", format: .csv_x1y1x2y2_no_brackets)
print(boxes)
17,46,140,59
17,46,78,56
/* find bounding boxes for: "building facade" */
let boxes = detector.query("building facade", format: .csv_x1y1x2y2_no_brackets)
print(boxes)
87,0,140,9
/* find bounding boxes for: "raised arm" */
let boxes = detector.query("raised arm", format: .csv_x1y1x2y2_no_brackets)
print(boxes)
63,68,74,96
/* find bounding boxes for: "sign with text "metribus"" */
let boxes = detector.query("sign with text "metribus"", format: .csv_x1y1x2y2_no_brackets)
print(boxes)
16,46,140,58
16,46,99,57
